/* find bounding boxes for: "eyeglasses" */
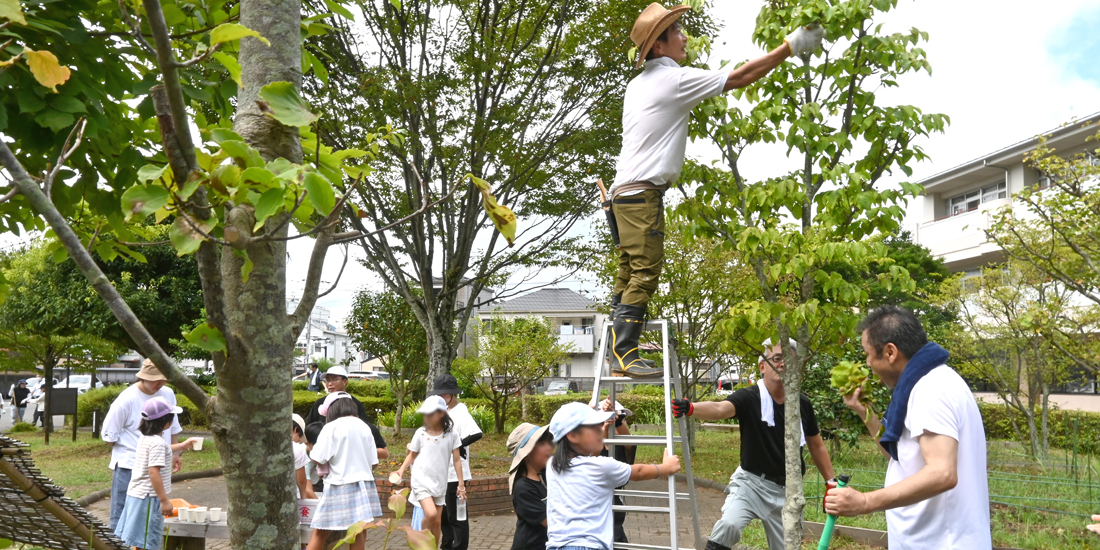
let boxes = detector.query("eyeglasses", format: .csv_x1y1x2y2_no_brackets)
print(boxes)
764,354,785,365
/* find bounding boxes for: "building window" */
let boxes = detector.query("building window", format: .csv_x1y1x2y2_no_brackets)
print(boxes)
581,318,594,334
559,321,573,335
947,181,1007,216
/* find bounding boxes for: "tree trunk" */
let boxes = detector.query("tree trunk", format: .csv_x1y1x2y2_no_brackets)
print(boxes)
203,0,305,547
1040,382,1051,459
1023,407,1039,459
394,392,405,433
495,396,507,435
428,327,454,389
43,356,56,444
780,335,806,550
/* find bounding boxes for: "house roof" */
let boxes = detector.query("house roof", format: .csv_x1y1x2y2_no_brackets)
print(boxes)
918,112,1100,192
484,288,597,314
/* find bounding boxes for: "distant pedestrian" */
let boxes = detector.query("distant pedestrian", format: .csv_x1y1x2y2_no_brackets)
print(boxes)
113,397,200,550
304,366,388,461
429,374,482,550
294,362,324,392
826,306,991,550
11,380,30,424
507,423,553,550
306,393,382,550
29,384,45,427
391,396,465,544
101,360,185,530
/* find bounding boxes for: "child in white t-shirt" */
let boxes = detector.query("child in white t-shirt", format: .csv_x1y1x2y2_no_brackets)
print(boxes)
306,393,381,550
545,402,681,550
292,414,317,499
391,395,465,543
113,397,199,550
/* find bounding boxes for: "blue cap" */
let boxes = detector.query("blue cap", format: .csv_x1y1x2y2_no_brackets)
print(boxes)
548,402,614,443
17,379,26,384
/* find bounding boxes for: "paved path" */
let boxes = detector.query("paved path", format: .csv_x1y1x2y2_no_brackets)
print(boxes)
85,476,759,549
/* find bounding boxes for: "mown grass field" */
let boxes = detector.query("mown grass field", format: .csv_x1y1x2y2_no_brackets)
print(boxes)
7,424,1099,549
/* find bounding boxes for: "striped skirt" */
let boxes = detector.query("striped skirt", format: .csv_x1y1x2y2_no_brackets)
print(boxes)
311,480,382,530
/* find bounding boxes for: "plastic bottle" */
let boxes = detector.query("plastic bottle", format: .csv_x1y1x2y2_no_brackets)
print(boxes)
456,495,467,521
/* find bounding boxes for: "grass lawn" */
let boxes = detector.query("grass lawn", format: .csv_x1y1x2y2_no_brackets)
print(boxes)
633,428,1100,550
3,429,222,499
9,423,1100,549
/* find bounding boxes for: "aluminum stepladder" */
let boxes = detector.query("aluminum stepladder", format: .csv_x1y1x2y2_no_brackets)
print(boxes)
589,318,703,550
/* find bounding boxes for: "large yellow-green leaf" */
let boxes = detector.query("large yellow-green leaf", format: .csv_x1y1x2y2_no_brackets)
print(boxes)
467,174,517,247
183,323,227,353
209,23,270,46
169,215,216,256
212,52,242,88
302,171,335,214
253,188,285,231
121,185,171,221
0,0,25,25
23,49,71,92
257,81,318,127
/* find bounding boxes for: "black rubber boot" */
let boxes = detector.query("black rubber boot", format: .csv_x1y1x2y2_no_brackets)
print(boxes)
704,541,732,550
606,295,655,368
610,304,662,378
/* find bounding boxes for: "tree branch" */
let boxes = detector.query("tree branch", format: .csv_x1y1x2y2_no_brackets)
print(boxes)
44,118,88,200
0,140,209,410
288,225,336,338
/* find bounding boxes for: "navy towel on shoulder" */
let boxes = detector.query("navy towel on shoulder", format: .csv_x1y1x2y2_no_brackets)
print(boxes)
879,342,950,461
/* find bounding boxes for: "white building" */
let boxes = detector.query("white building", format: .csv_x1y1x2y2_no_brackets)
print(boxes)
476,288,608,379
912,112,1100,275
293,306,361,366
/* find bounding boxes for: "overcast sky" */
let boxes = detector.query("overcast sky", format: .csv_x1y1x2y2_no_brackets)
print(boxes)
295,0,1100,329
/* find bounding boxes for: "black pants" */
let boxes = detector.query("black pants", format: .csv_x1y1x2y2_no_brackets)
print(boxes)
442,481,469,550
32,409,44,426
613,494,628,543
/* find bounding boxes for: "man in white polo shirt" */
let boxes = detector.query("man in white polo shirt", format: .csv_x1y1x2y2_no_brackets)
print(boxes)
101,359,184,530
607,3,825,377
825,306,992,549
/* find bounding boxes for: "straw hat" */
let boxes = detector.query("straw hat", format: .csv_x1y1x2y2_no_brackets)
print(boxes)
137,358,167,382
507,423,550,493
630,2,690,68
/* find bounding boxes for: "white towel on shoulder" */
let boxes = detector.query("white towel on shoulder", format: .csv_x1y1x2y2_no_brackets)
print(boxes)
758,379,805,446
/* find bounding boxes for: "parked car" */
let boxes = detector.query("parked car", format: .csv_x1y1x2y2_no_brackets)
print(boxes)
544,380,579,396
57,374,104,395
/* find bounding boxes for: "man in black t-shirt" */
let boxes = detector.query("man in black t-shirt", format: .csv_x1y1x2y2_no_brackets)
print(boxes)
303,366,389,458
672,342,836,550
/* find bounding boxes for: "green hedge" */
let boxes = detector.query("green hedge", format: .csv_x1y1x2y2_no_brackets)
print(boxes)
77,385,207,428
978,402,1100,455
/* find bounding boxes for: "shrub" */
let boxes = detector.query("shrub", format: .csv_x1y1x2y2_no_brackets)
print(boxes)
978,402,1100,455
624,384,664,397
292,380,309,392
77,385,127,427
9,422,38,433
522,393,591,424
346,380,393,399
176,394,207,428
377,403,423,430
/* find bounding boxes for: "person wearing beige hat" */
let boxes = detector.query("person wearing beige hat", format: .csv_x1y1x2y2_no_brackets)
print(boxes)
507,423,553,550
101,358,184,530
606,3,825,379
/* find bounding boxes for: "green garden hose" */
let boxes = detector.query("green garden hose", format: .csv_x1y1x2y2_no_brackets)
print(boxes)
817,474,851,550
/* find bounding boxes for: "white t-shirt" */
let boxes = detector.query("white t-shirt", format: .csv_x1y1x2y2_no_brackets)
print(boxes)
101,384,183,470
293,441,310,498
126,435,172,499
309,416,378,486
884,366,991,550
546,455,632,550
407,427,461,498
611,56,728,195
446,403,482,483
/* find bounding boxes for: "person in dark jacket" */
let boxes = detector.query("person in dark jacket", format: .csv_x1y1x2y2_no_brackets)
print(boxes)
303,366,389,460
11,380,30,423
507,423,554,550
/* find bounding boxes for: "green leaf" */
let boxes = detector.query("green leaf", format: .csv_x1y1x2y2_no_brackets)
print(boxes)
33,109,74,132
323,0,355,19
257,81,318,127
183,323,228,353
169,215,215,256
121,185,170,221
0,0,26,25
241,166,274,188
233,249,254,283
212,52,242,88
389,0,401,9
209,23,270,46
219,140,265,167
160,4,186,27
253,187,285,230
302,171,335,214
49,94,85,114
137,164,168,184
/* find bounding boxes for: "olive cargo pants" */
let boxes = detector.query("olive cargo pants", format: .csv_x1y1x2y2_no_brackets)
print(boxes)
611,189,664,308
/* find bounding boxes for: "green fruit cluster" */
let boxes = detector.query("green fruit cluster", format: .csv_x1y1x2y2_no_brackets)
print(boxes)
830,361,885,438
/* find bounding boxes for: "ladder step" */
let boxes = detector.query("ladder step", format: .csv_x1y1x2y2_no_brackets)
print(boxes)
600,376,675,385
605,436,682,446
613,504,672,514
614,544,694,550
615,489,691,500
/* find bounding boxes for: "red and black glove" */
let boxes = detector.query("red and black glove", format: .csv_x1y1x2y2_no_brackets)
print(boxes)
823,478,838,514
671,398,693,418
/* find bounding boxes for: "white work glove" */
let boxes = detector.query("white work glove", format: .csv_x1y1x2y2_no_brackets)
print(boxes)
784,24,826,56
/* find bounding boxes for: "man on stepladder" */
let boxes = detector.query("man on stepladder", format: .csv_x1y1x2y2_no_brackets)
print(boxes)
671,341,836,550
607,3,826,378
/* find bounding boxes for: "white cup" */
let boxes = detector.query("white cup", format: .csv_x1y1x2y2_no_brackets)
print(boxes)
192,437,204,451
195,509,208,523
180,509,192,522
209,508,222,522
